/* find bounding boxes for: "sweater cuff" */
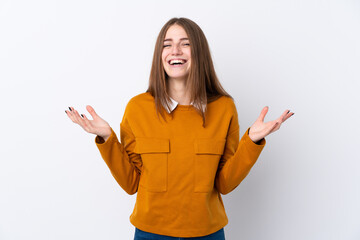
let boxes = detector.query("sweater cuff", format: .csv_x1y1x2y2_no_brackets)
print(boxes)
244,127,266,147
95,127,117,145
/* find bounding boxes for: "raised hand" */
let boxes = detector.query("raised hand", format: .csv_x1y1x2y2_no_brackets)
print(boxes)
249,106,294,143
65,105,112,141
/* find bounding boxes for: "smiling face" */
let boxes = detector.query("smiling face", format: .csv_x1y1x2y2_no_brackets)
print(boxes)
162,24,191,82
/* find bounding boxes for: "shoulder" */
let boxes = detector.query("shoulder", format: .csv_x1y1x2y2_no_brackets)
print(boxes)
129,92,153,104
122,92,155,121
208,95,237,113
125,92,154,109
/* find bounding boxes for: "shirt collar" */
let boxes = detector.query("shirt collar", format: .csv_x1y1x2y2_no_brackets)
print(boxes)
165,97,206,113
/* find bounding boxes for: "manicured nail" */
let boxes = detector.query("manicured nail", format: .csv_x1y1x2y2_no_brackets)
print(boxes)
287,110,290,114
81,114,84,118
68,107,72,111
65,110,67,114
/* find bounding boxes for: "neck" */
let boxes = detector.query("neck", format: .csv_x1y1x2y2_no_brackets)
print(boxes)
167,77,191,105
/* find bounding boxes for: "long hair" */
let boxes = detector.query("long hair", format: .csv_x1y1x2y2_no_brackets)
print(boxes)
146,17,232,127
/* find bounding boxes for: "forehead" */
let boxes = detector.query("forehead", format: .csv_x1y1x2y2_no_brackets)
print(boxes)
164,24,188,40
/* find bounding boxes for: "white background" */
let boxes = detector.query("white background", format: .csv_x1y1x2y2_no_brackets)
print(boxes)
1,0,359,239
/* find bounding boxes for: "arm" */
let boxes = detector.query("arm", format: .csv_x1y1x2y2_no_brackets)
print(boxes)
95,104,142,195
215,127,265,195
215,100,266,195
215,100,294,195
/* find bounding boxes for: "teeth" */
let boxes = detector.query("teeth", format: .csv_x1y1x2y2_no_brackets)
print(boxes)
170,59,185,65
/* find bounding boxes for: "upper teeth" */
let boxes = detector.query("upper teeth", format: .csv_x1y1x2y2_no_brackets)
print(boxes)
170,59,185,65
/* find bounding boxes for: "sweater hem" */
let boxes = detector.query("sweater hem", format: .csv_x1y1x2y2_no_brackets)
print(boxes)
129,216,228,238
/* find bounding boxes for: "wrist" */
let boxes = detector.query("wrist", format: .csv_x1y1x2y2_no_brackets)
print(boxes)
248,128,262,144
102,135,110,142
98,130,112,143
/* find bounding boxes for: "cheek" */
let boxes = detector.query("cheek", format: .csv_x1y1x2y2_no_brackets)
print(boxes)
186,50,191,66
161,51,168,64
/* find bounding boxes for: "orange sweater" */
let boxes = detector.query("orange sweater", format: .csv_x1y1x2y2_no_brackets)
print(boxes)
95,92,266,237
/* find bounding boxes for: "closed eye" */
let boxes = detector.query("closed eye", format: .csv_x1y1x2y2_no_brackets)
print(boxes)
163,43,190,48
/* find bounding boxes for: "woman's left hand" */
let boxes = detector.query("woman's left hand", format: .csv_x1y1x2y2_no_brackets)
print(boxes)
249,106,294,143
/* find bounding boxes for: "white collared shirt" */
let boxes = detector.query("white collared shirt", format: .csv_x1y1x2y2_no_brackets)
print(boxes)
165,97,206,113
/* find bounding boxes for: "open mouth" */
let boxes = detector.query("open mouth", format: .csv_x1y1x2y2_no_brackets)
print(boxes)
168,59,187,66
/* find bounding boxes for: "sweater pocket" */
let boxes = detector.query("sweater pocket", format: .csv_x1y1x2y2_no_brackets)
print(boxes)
134,137,170,192
194,138,226,193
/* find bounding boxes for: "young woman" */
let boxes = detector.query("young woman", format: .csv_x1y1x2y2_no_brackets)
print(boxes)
65,18,294,240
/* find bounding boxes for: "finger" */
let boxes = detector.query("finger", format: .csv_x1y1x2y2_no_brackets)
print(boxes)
86,105,98,120
280,109,290,122
283,112,294,122
73,109,86,128
258,106,269,122
268,121,280,134
80,114,92,132
65,109,73,120
66,107,79,124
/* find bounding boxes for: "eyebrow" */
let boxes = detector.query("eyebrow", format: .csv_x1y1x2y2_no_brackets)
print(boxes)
163,38,189,42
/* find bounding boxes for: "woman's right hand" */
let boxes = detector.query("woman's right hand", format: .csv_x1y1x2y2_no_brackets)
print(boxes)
65,105,112,141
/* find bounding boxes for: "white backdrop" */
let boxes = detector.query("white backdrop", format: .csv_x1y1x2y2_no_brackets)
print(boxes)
1,0,359,239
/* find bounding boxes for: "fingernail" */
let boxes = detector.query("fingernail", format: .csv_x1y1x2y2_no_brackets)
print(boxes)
65,110,67,114
287,110,290,114
68,107,72,111
81,114,84,118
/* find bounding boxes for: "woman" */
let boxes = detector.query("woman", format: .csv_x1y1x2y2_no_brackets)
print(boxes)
65,18,294,239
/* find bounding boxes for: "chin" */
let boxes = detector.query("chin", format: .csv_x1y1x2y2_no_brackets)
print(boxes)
168,75,188,81
166,71,189,79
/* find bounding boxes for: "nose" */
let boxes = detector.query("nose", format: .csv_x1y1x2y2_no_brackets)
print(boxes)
171,44,182,55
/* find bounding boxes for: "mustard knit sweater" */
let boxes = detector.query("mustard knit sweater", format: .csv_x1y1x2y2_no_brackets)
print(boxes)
95,92,266,237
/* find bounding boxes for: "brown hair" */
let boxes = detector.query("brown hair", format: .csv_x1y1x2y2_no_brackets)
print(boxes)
146,17,232,127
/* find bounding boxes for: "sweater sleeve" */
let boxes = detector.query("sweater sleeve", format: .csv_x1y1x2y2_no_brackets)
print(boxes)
95,104,142,195
215,101,266,195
